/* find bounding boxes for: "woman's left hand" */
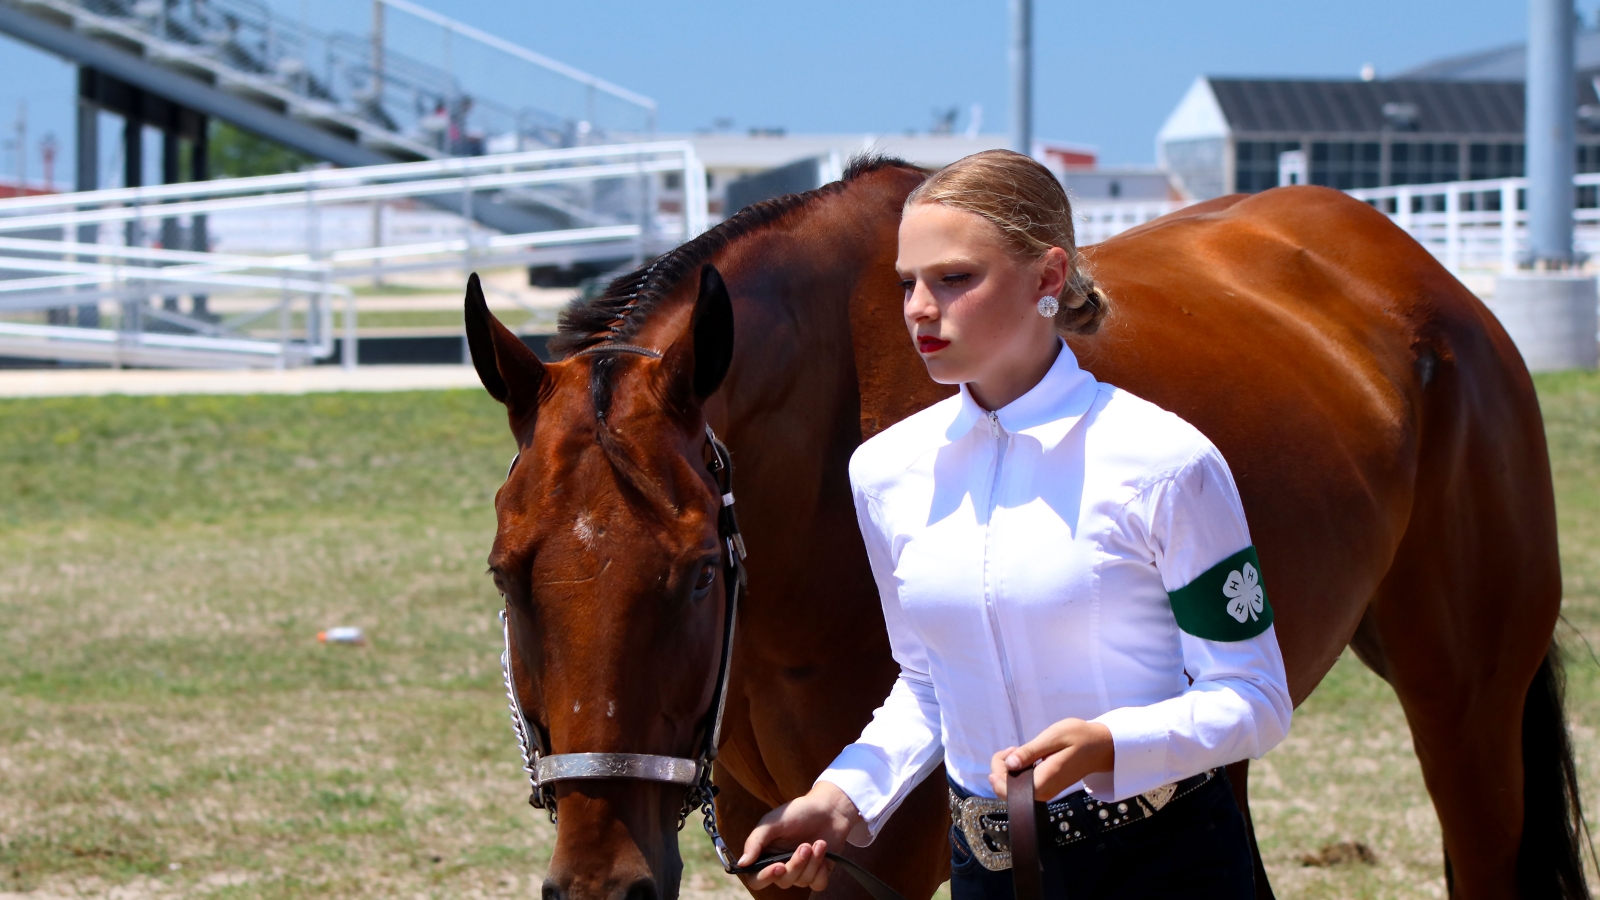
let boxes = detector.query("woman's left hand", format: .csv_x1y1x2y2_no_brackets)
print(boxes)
989,717,1116,801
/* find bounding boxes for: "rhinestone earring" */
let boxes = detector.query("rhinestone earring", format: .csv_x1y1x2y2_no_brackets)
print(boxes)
1037,295,1059,317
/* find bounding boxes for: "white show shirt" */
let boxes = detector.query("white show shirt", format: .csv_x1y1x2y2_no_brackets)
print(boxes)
819,342,1292,846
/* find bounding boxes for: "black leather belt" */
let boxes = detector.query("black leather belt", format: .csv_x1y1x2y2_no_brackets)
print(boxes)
950,768,1220,871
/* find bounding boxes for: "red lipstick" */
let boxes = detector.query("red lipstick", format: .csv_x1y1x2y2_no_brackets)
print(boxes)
917,335,950,354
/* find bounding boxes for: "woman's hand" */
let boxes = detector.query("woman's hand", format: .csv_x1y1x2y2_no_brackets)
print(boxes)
989,717,1115,800
737,781,863,891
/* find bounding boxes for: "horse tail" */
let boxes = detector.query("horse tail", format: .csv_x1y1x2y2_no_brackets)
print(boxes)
1517,639,1594,898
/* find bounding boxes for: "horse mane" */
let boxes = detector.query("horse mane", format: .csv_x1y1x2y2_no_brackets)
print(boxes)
548,153,918,358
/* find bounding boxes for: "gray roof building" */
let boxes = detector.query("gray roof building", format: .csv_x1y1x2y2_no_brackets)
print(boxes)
1206,79,1526,135
1158,73,1600,200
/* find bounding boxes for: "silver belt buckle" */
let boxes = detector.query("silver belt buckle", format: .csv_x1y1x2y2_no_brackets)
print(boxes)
949,789,1012,871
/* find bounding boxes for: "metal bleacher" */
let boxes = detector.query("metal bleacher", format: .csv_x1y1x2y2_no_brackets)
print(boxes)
0,0,679,368
0,0,658,232
0,0,656,165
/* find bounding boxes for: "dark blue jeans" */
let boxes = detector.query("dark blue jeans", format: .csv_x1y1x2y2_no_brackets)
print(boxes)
949,772,1255,900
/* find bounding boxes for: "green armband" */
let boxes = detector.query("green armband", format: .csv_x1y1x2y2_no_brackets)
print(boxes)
1168,545,1273,641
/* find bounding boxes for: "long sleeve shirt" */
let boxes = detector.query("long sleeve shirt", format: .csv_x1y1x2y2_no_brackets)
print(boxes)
818,341,1292,846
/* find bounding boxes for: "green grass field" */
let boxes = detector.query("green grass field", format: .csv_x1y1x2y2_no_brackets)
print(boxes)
1,372,1597,899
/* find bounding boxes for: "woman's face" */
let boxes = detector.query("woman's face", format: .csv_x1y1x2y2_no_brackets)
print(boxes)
896,202,1063,387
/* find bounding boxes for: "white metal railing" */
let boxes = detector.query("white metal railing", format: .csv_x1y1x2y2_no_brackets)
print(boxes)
1075,177,1596,277
1344,174,1600,274
1074,200,1190,246
0,141,707,368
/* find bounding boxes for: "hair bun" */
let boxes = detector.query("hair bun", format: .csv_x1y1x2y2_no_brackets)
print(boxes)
1057,270,1109,335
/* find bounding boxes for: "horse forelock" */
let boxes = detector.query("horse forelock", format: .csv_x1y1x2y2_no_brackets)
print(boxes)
535,356,695,525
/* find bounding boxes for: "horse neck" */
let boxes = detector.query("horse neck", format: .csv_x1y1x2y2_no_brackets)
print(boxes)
689,170,921,802
676,170,915,611
717,168,917,428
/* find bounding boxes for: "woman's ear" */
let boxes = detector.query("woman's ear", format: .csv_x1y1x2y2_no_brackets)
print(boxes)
1039,245,1071,299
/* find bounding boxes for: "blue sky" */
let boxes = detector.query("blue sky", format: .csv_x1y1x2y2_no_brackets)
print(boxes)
0,0,1586,186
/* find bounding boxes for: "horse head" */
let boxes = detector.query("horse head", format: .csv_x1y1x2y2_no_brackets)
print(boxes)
464,266,736,900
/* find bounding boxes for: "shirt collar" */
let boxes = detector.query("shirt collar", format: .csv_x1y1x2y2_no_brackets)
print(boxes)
945,340,1100,449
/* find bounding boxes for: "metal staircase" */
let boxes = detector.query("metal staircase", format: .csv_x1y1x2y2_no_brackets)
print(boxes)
0,0,657,234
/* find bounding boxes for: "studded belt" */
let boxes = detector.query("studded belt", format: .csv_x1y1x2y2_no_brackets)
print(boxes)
948,768,1219,872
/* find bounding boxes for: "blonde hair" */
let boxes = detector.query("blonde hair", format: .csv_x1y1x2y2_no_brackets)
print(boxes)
905,149,1109,335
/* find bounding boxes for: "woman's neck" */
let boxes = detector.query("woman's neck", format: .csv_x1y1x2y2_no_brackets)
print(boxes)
967,336,1062,412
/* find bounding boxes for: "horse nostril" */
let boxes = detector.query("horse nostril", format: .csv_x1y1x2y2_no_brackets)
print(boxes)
542,880,565,900
623,878,658,900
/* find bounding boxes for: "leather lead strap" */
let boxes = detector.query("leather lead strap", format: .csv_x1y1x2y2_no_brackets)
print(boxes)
727,853,906,900
1007,767,1044,900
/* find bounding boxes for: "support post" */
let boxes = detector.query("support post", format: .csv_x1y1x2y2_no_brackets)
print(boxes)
191,116,210,319
1525,0,1577,267
371,0,384,101
1009,0,1032,156
1491,0,1596,372
1501,181,1518,274
160,128,180,313
1444,185,1461,271
72,71,99,327
370,199,384,287
122,114,144,338
342,289,357,371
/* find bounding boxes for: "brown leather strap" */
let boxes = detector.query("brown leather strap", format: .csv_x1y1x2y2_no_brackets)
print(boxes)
729,852,907,900
1007,767,1043,900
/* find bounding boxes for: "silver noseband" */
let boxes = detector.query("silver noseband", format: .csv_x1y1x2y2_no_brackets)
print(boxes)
539,754,700,785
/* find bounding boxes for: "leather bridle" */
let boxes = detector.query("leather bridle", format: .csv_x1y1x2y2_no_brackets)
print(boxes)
495,342,905,900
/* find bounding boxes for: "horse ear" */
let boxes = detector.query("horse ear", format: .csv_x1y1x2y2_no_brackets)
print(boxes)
464,272,545,419
675,264,734,400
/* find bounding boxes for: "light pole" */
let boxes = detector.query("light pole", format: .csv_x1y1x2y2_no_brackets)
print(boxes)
1010,0,1031,156
1526,0,1577,267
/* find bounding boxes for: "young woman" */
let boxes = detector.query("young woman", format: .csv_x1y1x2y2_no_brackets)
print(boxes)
737,150,1292,899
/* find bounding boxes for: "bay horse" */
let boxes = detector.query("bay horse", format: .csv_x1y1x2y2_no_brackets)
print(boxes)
464,157,1589,900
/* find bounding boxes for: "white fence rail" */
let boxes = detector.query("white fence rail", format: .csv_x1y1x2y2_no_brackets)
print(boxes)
1072,176,1600,278
1073,200,1189,247
1346,178,1541,274
0,141,707,368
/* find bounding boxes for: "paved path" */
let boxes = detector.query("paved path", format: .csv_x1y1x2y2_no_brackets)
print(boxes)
0,365,484,398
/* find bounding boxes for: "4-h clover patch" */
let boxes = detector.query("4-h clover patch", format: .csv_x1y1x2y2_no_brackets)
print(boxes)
1168,546,1273,641
1223,563,1265,623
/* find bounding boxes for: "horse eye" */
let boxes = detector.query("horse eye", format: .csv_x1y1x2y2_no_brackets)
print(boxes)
693,563,717,593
